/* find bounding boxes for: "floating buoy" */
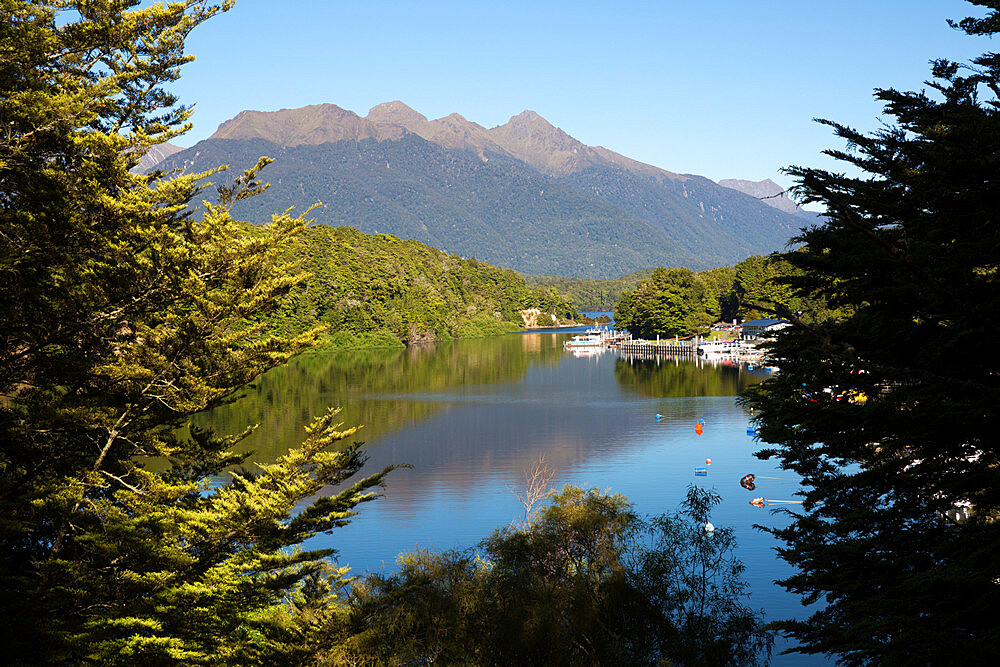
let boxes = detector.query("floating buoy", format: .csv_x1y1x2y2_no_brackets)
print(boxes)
655,413,662,422
750,497,765,508
694,466,708,476
706,458,712,465
695,423,704,435
747,427,758,436
704,521,715,533
740,474,756,490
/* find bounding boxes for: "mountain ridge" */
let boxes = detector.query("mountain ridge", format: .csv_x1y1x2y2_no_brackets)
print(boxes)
718,178,811,217
153,102,805,278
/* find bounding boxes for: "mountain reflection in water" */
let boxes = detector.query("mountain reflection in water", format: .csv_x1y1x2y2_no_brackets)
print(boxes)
200,331,771,526
202,331,822,664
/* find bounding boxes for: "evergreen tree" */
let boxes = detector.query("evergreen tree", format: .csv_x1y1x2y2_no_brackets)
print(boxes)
0,2,390,662
743,2,1000,663
614,267,706,339
734,255,787,320
336,485,771,666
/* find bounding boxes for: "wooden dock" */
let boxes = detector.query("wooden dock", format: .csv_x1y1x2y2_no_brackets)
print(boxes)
618,338,698,359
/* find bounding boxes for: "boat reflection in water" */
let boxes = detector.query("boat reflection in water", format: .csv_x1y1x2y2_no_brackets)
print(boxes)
569,346,607,359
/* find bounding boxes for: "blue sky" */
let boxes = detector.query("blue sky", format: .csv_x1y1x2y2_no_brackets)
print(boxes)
172,0,990,194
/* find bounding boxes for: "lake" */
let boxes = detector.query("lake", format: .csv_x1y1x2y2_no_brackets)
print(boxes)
203,326,825,663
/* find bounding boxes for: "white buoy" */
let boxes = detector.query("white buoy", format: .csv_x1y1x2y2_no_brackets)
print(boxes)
704,522,715,533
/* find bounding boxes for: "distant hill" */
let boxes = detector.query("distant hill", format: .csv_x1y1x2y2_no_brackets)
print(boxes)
154,102,806,278
270,225,579,347
717,178,818,221
526,269,655,312
130,141,181,173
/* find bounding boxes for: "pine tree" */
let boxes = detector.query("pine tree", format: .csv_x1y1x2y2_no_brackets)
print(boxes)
743,2,1000,663
0,2,391,662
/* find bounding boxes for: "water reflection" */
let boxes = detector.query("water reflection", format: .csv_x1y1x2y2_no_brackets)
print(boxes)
200,335,770,504
196,333,565,461
201,332,820,664
616,355,764,398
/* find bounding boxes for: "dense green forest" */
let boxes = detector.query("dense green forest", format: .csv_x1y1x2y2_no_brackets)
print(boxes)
611,253,844,339
156,134,698,278
266,224,579,347
525,269,654,311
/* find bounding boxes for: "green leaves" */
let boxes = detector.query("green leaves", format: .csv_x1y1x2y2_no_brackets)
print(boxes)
1,2,392,663
743,2,1000,662
336,485,771,666
264,223,577,346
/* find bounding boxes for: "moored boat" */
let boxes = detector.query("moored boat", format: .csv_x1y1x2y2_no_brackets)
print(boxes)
564,331,604,348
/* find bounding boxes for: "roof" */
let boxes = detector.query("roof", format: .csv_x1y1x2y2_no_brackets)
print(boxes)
742,318,788,327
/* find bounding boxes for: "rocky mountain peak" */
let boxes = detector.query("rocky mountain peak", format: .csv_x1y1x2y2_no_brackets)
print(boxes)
210,103,404,146
366,101,428,127
438,111,471,123
488,110,603,176
427,113,503,155
510,109,546,124
129,141,182,174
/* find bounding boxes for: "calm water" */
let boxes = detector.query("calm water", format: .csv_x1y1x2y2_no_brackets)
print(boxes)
204,328,825,664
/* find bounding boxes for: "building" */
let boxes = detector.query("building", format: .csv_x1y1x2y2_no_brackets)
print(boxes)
740,318,790,339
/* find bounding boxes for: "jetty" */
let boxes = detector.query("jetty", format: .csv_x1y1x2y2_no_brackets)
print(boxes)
618,338,698,359
617,336,766,362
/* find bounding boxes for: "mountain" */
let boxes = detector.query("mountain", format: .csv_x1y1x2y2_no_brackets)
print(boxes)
154,103,805,278
718,178,817,220
130,141,182,173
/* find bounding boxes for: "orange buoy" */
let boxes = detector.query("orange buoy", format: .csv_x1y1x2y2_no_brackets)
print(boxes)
750,497,765,508
706,458,712,465
695,423,703,435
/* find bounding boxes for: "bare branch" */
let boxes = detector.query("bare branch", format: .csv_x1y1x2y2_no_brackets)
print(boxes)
507,456,555,529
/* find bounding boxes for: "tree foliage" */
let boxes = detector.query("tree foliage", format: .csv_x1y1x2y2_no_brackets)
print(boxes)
525,269,655,311
613,267,705,338
262,224,579,347
0,2,391,662
742,2,1000,663
612,253,844,339
331,485,772,666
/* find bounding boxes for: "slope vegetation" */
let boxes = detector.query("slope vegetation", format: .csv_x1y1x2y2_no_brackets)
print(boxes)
155,102,806,277
269,225,578,347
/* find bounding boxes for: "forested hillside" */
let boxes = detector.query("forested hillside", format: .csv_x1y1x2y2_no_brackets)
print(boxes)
152,103,806,278
268,225,579,347
612,253,845,339
158,135,693,277
526,269,654,311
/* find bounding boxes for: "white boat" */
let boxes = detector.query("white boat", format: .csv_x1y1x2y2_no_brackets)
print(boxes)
563,326,630,350
697,339,740,357
564,331,605,348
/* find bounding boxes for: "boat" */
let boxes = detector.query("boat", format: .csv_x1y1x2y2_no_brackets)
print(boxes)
563,326,631,350
697,338,740,357
563,330,605,349
570,347,605,359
